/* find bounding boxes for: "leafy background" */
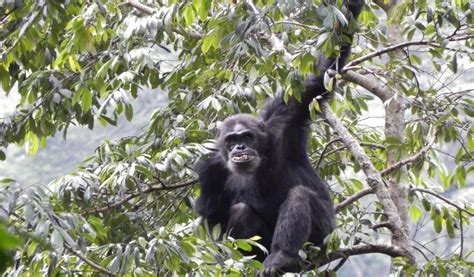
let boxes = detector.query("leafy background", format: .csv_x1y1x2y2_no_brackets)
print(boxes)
1,0,473,275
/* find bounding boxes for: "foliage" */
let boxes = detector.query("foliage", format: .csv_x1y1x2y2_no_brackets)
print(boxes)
0,0,473,275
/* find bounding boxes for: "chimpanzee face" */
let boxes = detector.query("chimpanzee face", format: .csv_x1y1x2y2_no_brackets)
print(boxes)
218,114,265,174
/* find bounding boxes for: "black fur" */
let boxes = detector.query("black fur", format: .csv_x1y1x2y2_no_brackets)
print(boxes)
196,0,364,271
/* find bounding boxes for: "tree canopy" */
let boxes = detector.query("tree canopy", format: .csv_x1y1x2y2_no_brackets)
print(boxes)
0,0,473,275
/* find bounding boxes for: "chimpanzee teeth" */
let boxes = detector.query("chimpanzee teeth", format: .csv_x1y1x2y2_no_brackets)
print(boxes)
232,155,251,162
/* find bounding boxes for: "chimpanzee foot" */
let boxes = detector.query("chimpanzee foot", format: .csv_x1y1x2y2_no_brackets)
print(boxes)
257,251,299,276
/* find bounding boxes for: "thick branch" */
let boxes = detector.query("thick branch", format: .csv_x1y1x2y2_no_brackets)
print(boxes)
335,187,374,213
371,221,392,230
334,136,436,212
64,244,114,276
412,188,474,216
341,71,393,102
126,0,155,15
83,179,197,216
343,34,474,70
323,244,413,264
320,100,414,262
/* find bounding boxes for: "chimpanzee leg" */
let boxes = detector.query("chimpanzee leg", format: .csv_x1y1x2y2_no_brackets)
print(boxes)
263,185,334,271
228,202,271,260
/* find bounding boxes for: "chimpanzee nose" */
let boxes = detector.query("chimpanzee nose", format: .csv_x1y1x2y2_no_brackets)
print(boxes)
236,144,245,150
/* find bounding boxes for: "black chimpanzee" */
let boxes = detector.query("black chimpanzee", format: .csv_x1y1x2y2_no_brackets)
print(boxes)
196,0,364,273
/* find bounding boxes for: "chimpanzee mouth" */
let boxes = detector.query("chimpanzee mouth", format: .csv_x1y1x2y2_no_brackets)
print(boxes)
231,154,255,163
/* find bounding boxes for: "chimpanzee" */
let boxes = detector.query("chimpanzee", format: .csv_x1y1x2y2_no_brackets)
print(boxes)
196,0,364,273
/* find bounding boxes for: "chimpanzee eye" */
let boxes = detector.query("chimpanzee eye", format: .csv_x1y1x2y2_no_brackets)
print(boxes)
227,139,236,150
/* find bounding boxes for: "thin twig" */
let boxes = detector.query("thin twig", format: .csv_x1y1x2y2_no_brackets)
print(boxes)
274,20,320,32
381,134,437,176
459,209,464,259
316,138,342,169
343,34,474,71
411,188,474,216
83,179,197,216
325,142,386,158
64,244,114,276
317,139,385,170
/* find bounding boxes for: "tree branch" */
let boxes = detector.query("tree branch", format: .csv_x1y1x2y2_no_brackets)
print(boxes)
320,100,414,262
411,188,474,216
316,138,343,169
83,179,197,216
274,20,320,32
335,187,374,213
317,138,385,170
64,244,114,276
325,142,386,157
381,134,437,176
322,243,413,265
125,0,155,15
342,34,474,71
341,71,393,102
371,221,392,230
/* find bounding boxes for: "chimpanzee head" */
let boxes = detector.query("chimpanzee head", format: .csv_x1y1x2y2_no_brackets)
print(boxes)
217,114,267,174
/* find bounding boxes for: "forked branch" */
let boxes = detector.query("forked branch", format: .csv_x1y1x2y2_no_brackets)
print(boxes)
320,100,415,263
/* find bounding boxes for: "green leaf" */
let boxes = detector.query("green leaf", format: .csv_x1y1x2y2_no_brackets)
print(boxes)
212,224,221,240
422,199,431,211
25,132,39,156
450,53,458,73
235,240,252,252
0,67,10,92
27,241,38,257
184,5,195,26
50,229,63,250
414,21,426,30
323,71,333,91
27,91,36,104
350,178,364,191
446,217,455,238
125,104,134,121
109,257,120,273
249,236,261,241
409,205,422,222
0,226,20,249
202,32,218,53
82,90,93,112
433,216,442,233
333,6,348,26
385,137,402,145
199,0,209,21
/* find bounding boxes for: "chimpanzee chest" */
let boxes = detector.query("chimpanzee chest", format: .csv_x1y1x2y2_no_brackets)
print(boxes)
225,175,287,222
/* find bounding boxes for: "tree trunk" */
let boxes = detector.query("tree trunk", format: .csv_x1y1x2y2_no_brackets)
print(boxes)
375,0,413,269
